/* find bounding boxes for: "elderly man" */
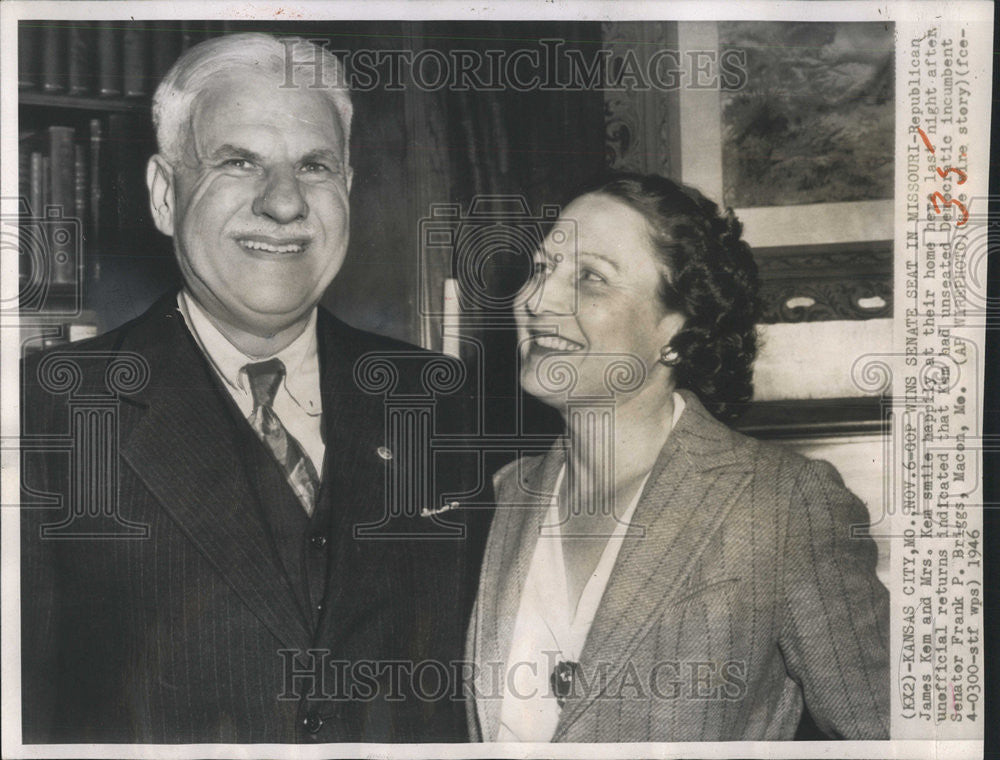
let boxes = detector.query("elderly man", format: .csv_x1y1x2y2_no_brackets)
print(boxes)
21,33,487,744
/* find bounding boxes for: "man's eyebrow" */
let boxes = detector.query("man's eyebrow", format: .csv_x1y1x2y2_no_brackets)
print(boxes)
300,149,344,166
208,144,265,163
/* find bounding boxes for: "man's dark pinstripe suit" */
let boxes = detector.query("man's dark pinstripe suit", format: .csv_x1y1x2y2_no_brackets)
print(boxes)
21,293,490,743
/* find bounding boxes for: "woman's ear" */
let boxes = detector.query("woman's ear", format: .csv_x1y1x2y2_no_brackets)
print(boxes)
146,155,176,237
656,309,687,347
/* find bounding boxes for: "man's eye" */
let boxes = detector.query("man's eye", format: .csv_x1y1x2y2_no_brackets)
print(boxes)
580,268,606,284
301,162,336,174
221,158,253,170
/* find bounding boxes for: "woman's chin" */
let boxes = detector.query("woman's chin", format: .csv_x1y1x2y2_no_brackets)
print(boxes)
518,370,566,409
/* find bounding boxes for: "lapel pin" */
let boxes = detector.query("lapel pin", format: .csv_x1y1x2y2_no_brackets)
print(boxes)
420,501,461,517
376,446,393,460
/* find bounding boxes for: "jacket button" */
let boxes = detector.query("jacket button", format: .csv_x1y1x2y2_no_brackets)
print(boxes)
310,533,327,549
302,711,323,734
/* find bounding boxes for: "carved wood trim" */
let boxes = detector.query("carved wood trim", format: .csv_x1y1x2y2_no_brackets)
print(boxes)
754,240,893,323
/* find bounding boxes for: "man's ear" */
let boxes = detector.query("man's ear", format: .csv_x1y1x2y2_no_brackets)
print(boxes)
146,154,176,236
345,165,354,194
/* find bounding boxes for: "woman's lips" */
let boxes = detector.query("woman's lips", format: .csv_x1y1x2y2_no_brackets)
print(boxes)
526,333,585,352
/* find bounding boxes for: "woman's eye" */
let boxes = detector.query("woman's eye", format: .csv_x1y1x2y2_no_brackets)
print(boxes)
580,268,606,284
531,260,553,277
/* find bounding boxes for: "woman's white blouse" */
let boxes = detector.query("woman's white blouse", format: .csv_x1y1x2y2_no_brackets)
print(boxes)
495,393,685,742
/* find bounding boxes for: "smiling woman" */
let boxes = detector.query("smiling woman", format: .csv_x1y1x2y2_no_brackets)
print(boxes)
517,190,686,407
466,172,890,743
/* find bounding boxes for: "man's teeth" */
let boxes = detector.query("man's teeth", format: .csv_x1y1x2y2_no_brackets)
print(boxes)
534,334,583,351
239,239,304,253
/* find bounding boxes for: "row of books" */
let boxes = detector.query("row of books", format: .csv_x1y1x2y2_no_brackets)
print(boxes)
18,22,225,98
19,121,110,284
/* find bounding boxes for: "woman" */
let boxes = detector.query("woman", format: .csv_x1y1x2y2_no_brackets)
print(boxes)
465,174,889,742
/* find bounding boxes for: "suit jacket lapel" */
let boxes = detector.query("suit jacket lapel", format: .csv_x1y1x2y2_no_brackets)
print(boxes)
473,444,565,741
553,391,752,739
311,311,412,648
119,297,313,652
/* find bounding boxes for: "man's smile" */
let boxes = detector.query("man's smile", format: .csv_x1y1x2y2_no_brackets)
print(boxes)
235,235,309,254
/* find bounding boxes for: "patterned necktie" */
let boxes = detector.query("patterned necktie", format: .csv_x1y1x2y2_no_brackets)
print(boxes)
243,359,320,515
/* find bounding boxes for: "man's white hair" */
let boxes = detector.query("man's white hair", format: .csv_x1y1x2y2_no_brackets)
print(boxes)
152,33,352,168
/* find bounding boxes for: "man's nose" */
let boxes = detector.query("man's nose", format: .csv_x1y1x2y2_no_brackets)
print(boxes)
252,167,309,223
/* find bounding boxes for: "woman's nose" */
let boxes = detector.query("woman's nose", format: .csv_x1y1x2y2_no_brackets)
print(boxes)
525,266,574,316
252,167,309,223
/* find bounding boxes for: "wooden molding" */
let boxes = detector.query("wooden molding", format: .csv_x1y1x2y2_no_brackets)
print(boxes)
734,396,888,439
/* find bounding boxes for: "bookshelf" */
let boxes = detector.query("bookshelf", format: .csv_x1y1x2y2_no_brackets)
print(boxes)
20,92,150,114
16,21,212,353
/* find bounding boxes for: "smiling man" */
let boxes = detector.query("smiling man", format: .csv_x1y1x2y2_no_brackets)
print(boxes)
21,33,486,744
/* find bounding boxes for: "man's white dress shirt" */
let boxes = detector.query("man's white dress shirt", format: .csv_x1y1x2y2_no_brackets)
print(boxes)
496,393,685,742
177,290,326,482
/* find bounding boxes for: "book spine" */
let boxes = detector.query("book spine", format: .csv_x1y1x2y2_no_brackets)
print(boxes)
151,24,182,80
108,114,126,242
48,126,76,214
68,22,96,95
123,27,148,97
19,132,33,211
41,24,67,93
41,156,51,213
75,143,88,236
97,26,122,97
18,23,40,89
30,152,43,218
48,126,77,284
180,21,207,52
89,119,103,243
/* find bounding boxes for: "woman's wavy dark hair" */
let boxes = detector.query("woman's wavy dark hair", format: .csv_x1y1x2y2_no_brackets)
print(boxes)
579,173,761,423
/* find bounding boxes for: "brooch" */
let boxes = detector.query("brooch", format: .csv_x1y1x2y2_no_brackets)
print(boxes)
420,501,462,518
550,660,581,707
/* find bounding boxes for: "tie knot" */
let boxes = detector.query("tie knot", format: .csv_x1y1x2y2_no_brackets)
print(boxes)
243,358,286,408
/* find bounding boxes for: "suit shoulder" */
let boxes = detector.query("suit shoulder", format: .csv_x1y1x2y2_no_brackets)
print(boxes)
726,426,859,518
707,420,846,509
319,309,429,356
22,295,179,383
492,453,546,496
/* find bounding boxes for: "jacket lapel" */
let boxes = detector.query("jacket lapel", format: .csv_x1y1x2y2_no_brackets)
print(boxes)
312,313,395,641
553,391,752,739
473,444,565,741
119,297,312,652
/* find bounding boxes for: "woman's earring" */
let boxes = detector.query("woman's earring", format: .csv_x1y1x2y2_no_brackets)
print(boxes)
659,345,680,366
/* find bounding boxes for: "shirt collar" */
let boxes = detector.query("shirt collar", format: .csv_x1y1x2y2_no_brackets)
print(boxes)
177,289,322,416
